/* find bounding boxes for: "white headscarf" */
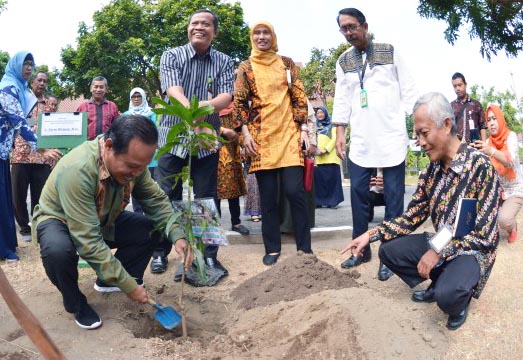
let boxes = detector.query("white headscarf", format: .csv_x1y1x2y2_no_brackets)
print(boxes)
127,87,153,117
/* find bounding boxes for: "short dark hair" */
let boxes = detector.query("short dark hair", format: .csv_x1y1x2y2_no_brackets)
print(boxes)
91,76,108,87
451,72,467,84
337,8,366,26
189,9,219,31
104,114,158,155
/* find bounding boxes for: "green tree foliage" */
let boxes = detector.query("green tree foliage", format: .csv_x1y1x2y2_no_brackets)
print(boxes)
299,43,349,104
406,148,430,171
59,0,250,110
0,50,9,79
405,114,430,172
417,0,523,60
47,68,71,99
406,114,414,138
0,0,6,14
470,84,523,133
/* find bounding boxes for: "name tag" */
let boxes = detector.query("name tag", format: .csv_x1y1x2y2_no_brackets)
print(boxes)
360,89,368,108
429,225,453,254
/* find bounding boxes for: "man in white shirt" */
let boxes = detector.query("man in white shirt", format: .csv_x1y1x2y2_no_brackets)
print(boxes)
332,7,418,280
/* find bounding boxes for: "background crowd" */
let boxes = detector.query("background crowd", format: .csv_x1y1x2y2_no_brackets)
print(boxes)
1,6,521,333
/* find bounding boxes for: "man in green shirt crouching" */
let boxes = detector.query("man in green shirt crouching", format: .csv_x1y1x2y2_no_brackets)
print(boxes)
32,114,192,330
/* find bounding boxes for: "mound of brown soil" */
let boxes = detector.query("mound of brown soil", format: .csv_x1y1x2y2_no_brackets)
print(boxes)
231,252,358,310
227,287,447,359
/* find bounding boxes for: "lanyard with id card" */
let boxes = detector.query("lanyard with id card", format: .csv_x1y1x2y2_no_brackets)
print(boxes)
360,89,368,108
358,53,369,108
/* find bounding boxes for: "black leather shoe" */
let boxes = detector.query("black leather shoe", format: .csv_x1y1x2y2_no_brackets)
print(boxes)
411,284,436,303
262,253,280,266
173,262,184,282
231,224,250,235
340,253,371,269
150,255,168,274
446,304,469,330
205,257,229,276
377,262,394,281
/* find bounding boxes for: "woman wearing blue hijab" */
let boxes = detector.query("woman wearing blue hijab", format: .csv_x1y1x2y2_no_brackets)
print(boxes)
313,106,344,208
0,51,59,261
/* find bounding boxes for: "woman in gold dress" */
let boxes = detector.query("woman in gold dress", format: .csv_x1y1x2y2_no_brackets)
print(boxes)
233,21,312,265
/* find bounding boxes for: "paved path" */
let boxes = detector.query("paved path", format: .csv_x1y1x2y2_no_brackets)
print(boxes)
24,182,417,247
220,184,418,245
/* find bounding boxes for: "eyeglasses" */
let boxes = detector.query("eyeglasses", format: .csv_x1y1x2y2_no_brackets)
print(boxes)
23,61,34,68
131,95,142,99
487,116,497,121
339,24,362,34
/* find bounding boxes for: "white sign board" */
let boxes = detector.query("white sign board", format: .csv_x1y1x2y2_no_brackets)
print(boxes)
40,112,83,136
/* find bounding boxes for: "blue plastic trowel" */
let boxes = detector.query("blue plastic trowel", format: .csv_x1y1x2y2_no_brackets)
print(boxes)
147,298,182,330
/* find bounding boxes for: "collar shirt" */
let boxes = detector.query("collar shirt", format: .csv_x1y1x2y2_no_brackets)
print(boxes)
77,98,120,140
159,43,234,159
369,143,501,298
331,43,418,168
451,95,486,143
29,97,46,120
32,136,185,293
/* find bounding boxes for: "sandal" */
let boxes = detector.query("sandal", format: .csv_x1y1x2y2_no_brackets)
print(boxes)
251,215,261,222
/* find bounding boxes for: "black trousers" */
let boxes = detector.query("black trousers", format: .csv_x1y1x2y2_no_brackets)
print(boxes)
379,233,481,316
132,167,156,214
217,197,241,227
11,163,51,234
256,166,312,254
369,191,386,207
37,211,159,314
156,152,219,259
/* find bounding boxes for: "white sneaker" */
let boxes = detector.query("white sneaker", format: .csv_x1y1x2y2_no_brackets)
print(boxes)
93,278,144,293
94,279,121,293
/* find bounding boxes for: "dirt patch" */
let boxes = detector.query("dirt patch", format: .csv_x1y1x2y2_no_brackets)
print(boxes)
123,309,178,339
3,220,523,359
108,290,230,341
4,328,24,342
0,351,33,360
226,287,447,359
231,252,358,309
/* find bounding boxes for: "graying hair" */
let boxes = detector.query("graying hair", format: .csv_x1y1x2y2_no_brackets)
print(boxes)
91,76,108,87
413,92,457,135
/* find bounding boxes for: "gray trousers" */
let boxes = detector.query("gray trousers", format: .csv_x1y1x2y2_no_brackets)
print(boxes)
498,195,523,234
